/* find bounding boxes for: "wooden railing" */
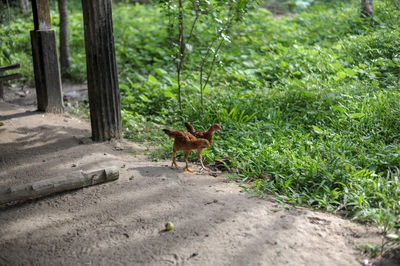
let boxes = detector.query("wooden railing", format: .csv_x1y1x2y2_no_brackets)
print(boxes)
0,63,22,100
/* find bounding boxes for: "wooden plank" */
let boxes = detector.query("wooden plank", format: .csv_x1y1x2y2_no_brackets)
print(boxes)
0,64,20,72
0,167,119,205
0,73,22,82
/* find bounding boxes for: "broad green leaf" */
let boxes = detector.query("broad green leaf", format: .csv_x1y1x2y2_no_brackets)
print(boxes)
148,74,158,84
164,90,175,98
348,113,365,119
331,62,342,70
344,68,357,76
312,125,324,134
334,71,347,80
139,94,149,102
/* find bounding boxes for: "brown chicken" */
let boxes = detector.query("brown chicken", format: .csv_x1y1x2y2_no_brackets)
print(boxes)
184,122,222,171
163,129,210,173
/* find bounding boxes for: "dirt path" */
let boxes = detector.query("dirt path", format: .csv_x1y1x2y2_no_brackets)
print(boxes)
0,98,388,266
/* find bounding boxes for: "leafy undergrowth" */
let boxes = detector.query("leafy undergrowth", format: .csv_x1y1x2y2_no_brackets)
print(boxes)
1,0,400,241
118,0,400,231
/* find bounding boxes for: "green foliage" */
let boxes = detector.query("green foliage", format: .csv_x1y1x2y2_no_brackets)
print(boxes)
118,0,400,227
0,15,33,83
1,0,400,232
157,0,261,113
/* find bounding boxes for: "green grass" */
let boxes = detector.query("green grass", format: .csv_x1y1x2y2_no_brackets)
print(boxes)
1,0,400,234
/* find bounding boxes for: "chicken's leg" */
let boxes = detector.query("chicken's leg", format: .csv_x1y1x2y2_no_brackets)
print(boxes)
197,149,210,171
184,150,194,173
171,149,178,169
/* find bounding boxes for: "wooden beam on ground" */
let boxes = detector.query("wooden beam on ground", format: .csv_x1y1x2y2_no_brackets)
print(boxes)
0,73,22,82
0,167,119,205
0,64,20,72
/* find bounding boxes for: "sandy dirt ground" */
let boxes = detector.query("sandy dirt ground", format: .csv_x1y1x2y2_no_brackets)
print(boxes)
0,85,397,266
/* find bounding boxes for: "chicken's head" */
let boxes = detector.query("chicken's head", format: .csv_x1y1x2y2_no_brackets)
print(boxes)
212,123,222,131
199,139,210,148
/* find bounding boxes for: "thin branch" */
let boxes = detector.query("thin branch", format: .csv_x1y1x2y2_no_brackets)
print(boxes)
202,37,224,95
187,15,199,44
199,30,219,94
176,0,185,116
187,0,200,44
199,13,234,108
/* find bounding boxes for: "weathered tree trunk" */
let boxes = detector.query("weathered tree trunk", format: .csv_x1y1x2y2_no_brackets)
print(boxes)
30,0,64,113
0,168,119,205
81,0,122,141
361,0,374,17
58,0,70,79
19,0,29,14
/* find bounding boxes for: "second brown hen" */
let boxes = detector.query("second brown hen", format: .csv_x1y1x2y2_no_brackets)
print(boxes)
185,123,221,143
184,122,221,171
163,129,210,173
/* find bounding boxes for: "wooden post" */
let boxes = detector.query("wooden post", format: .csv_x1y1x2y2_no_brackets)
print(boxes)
31,0,51,30
30,0,64,113
82,0,122,141
361,0,374,17
0,74,3,100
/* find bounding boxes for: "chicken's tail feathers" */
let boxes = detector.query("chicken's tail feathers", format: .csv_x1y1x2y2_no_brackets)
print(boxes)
163,129,175,138
184,122,195,133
